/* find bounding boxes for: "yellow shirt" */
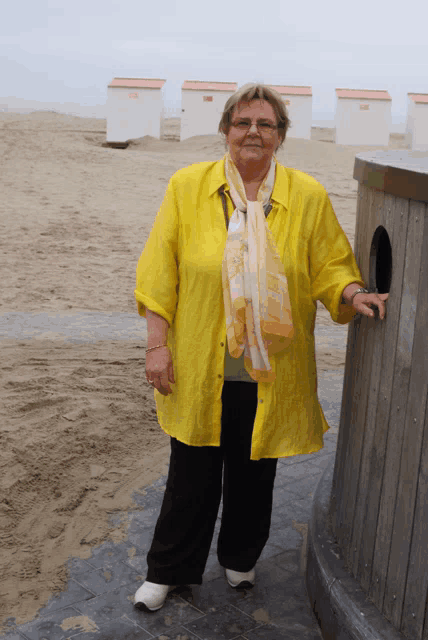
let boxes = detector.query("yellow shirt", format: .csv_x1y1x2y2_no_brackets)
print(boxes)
135,157,364,460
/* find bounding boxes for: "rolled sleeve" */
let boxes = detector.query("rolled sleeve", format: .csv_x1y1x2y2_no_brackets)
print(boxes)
135,177,179,327
309,188,364,324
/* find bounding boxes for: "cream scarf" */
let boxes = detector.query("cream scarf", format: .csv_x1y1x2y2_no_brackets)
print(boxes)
222,152,294,383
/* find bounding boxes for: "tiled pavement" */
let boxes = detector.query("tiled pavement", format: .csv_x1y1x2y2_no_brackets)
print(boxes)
1,443,334,640
1,369,343,640
1,314,346,640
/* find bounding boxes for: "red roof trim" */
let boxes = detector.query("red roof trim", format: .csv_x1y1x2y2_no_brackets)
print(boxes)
182,80,237,92
408,93,428,104
268,85,312,96
108,78,166,89
335,88,391,101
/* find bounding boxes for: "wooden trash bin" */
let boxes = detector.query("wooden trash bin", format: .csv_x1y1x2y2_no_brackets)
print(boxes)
329,151,428,639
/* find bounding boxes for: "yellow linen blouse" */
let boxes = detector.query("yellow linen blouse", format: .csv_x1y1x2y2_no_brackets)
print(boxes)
135,157,364,460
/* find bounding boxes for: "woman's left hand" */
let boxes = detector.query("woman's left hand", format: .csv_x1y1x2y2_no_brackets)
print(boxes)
352,292,389,320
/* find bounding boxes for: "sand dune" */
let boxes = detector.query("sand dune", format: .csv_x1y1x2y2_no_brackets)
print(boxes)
0,113,406,628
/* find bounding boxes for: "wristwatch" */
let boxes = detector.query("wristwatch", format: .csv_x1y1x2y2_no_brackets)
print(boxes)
349,287,369,304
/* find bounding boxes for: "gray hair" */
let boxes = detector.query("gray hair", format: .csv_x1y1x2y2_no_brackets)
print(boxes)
218,83,291,148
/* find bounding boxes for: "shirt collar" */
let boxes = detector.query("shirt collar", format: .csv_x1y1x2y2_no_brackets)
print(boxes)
208,155,228,197
209,155,289,211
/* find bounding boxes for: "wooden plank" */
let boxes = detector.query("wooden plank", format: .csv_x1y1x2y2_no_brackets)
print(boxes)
332,184,370,546
412,214,428,640
352,186,367,263
330,185,367,533
335,315,371,565
349,189,387,578
358,186,376,284
333,187,378,566
330,314,361,534
360,193,408,595
345,319,376,573
369,195,415,611
383,200,428,629
354,151,428,203
331,184,368,534
404,396,428,639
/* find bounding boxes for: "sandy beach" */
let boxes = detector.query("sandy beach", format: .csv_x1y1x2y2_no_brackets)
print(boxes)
0,112,407,629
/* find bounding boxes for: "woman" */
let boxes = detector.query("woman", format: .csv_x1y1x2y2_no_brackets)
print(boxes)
133,83,388,612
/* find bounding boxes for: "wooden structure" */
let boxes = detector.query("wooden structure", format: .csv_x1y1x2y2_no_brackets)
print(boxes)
267,85,312,140
106,77,166,146
180,80,237,141
406,93,428,151
329,150,428,639
335,88,392,146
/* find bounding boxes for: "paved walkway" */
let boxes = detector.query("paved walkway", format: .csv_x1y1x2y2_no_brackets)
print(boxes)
1,312,347,640
0,311,348,347
0,312,148,343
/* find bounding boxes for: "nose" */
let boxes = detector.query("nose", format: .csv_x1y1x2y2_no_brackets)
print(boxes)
248,122,259,133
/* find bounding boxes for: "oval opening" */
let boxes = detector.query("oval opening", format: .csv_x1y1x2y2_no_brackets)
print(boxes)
369,226,392,294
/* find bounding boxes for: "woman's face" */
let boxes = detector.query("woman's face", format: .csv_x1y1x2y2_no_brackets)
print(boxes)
225,99,280,170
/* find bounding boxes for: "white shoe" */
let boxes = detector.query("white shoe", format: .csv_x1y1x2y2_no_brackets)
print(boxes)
134,581,175,612
225,568,256,588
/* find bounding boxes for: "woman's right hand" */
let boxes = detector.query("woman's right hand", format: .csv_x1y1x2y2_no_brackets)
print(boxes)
146,346,175,396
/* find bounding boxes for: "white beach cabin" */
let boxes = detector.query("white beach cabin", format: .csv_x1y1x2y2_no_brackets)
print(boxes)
406,93,428,151
268,85,312,140
180,81,237,141
335,89,392,146
106,78,166,145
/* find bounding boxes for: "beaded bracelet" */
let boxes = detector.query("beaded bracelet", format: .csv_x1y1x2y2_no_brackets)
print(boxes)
146,344,168,354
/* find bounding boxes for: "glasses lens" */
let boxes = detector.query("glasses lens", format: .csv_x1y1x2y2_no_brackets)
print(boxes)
232,120,276,132
235,120,249,129
258,123,274,131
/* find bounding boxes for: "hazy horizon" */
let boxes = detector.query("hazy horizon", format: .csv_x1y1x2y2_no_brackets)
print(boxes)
2,0,427,135
0,95,409,134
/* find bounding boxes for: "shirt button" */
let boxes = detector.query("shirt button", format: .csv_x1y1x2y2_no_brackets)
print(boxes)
218,374,222,379
259,399,264,404
220,342,224,347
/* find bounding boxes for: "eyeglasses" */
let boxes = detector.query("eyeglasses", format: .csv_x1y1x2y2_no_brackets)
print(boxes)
231,119,278,134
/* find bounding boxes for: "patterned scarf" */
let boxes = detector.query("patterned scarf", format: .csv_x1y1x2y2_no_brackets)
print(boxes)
222,152,294,382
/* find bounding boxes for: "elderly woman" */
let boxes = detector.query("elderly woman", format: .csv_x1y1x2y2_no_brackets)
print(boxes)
133,83,388,612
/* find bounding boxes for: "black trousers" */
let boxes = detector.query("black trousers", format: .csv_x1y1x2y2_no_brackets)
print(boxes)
145,381,278,585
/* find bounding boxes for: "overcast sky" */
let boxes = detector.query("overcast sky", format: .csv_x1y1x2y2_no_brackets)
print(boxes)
2,0,427,122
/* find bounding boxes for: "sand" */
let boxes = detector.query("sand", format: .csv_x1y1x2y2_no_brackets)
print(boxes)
0,112,406,629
